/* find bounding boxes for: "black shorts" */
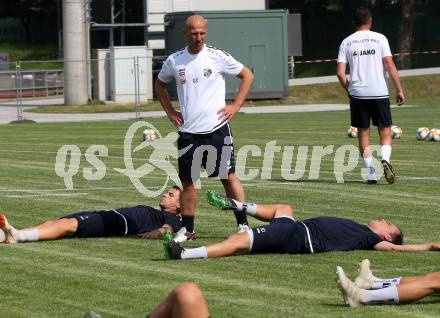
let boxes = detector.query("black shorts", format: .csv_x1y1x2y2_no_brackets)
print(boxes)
250,217,308,254
350,97,392,129
62,210,128,238
178,123,235,182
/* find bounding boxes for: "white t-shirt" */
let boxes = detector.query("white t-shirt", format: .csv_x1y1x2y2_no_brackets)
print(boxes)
337,30,392,99
158,44,244,133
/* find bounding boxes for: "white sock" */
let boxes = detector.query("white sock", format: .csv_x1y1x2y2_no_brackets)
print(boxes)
361,285,400,304
381,145,392,163
371,277,401,289
231,200,257,216
181,246,208,259
14,229,40,242
0,229,5,242
363,156,376,180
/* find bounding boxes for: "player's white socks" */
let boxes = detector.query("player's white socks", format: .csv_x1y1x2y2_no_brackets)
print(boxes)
10,228,40,243
361,285,400,304
231,200,257,216
370,276,402,289
0,229,5,242
363,156,376,180
181,247,208,259
381,145,392,163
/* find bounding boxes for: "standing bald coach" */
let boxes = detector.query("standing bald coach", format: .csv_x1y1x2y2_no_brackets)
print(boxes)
155,15,254,240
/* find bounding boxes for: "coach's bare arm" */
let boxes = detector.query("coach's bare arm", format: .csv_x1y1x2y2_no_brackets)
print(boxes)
155,79,184,128
383,56,405,105
374,241,440,252
336,62,349,94
217,66,254,123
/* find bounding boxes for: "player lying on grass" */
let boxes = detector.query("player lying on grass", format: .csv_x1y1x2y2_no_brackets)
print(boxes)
0,187,182,244
165,190,440,259
336,259,440,307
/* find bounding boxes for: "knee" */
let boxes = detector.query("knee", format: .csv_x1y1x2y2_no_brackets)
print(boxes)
226,233,249,252
173,282,204,305
274,204,293,218
423,272,440,287
60,218,79,234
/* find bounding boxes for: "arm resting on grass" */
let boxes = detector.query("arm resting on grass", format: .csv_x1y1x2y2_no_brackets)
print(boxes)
374,241,440,252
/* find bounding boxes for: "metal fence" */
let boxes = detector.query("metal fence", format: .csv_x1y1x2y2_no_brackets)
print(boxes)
0,68,63,99
0,54,160,122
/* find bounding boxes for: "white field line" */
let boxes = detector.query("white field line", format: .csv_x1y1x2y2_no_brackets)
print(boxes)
6,192,89,198
1,148,439,167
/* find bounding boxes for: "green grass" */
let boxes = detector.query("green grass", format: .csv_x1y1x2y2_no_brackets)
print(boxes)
27,74,440,113
1,101,440,317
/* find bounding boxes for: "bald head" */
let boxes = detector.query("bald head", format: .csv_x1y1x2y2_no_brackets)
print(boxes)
183,15,207,54
185,15,207,30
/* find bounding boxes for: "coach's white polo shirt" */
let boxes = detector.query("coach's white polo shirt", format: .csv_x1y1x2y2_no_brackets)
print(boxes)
338,30,392,99
158,44,243,134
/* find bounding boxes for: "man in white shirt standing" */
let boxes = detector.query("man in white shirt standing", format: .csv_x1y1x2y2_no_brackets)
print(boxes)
337,7,405,184
155,15,254,239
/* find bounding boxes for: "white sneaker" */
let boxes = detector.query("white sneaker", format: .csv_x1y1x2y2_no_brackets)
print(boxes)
0,213,17,244
0,229,5,243
355,259,374,289
237,224,250,233
336,266,363,308
173,227,188,243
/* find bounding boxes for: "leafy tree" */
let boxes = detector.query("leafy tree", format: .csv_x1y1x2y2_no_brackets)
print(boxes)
0,0,58,43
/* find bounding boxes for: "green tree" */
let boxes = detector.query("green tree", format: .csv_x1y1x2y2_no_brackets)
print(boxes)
0,0,57,43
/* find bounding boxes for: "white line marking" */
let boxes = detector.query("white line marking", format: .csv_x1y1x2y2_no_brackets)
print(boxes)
6,193,89,198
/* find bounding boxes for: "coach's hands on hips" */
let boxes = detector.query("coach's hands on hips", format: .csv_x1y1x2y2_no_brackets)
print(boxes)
218,103,241,122
166,109,184,128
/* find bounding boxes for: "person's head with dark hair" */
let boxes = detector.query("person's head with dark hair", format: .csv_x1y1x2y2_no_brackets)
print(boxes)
368,219,403,245
159,187,182,213
353,7,372,28
391,228,404,245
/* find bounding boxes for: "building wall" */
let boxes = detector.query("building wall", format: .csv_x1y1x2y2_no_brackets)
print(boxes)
147,0,266,48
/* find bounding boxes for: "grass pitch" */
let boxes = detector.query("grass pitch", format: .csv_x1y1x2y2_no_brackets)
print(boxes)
0,97,439,317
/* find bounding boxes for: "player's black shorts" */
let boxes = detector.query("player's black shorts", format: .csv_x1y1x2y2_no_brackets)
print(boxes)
350,97,392,128
62,210,128,238
250,217,308,254
178,123,235,182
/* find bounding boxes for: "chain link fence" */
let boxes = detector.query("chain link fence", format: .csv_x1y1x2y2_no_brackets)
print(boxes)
0,53,160,122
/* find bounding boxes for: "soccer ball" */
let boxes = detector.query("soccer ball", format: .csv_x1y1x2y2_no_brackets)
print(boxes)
391,125,403,139
347,126,358,138
416,127,430,141
427,128,440,142
143,129,156,141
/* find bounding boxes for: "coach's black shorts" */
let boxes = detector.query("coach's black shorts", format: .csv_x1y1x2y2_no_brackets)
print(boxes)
350,97,392,128
62,210,127,238
178,123,235,182
250,217,308,254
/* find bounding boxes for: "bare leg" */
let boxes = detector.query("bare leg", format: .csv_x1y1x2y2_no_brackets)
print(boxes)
221,172,248,226
253,204,293,221
1,214,78,243
378,126,392,146
221,173,245,201
148,282,210,318
33,218,78,241
358,128,371,157
397,272,440,304
206,232,251,258
180,181,198,233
